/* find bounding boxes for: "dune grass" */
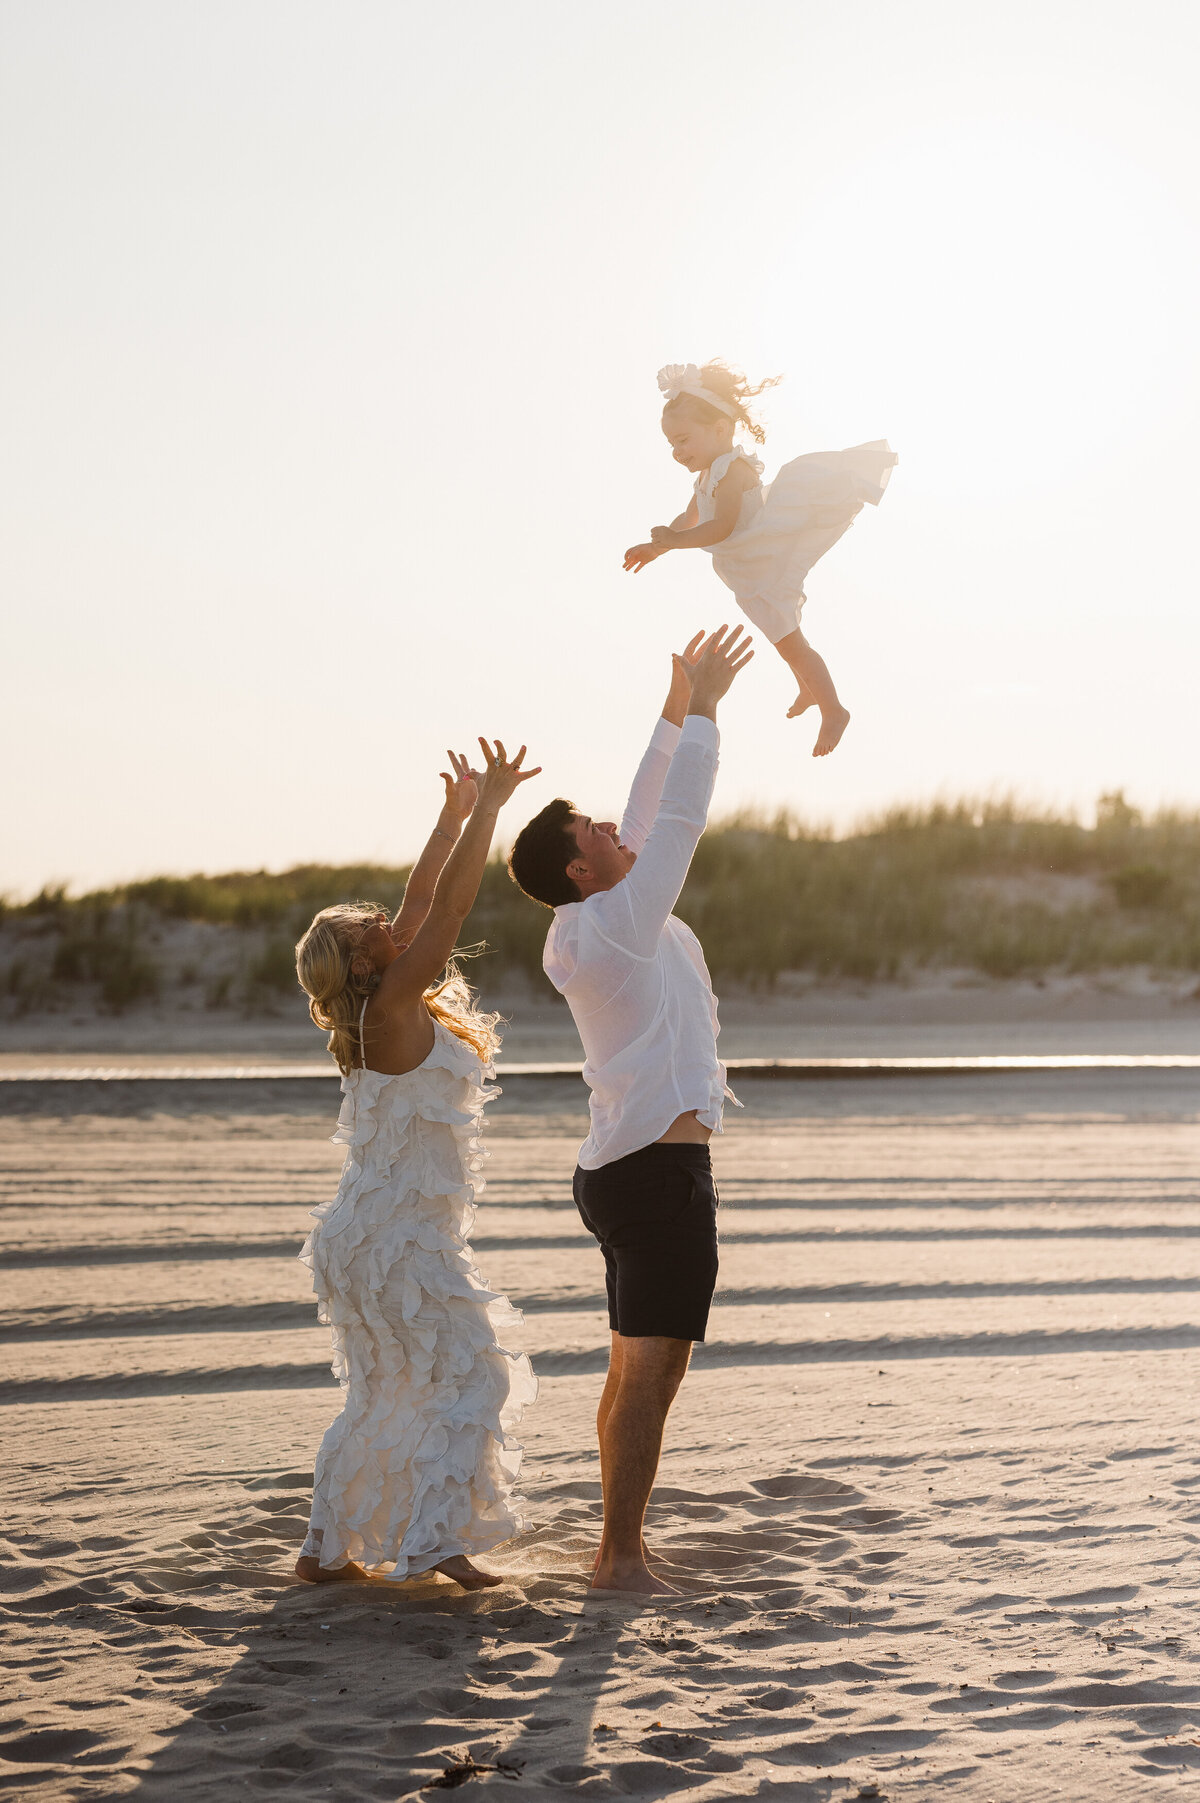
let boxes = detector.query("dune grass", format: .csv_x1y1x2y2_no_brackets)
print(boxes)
677,794,1200,984
5,793,1200,1013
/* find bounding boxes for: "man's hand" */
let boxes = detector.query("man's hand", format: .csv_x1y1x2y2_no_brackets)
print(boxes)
679,624,754,721
623,541,663,573
663,630,707,727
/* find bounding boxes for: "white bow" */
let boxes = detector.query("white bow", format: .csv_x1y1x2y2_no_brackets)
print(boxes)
656,363,739,420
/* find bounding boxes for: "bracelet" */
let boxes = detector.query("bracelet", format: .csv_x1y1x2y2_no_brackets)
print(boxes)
434,828,457,844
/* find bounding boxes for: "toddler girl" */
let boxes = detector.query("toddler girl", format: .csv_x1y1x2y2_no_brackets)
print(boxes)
624,362,896,756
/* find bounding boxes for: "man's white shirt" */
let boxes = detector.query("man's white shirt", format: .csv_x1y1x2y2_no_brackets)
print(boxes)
542,714,736,1169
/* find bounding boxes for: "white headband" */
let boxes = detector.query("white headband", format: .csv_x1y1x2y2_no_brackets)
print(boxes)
657,363,740,421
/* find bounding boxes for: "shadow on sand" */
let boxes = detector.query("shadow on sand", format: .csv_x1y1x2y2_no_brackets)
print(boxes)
118,1464,895,1800
120,1472,687,1799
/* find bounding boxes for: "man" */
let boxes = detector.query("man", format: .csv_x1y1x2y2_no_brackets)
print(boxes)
507,625,752,1594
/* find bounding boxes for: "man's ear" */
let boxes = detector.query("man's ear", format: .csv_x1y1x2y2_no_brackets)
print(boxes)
566,859,587,884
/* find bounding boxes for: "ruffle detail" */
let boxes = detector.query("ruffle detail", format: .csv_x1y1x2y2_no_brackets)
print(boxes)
298,1022,536,1578
697,444,765,499
329,1024,494,1153
764,439,897,513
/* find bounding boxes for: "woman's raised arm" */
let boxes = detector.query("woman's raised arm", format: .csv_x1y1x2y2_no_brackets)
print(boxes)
390,751,483,948
381,741,540,1003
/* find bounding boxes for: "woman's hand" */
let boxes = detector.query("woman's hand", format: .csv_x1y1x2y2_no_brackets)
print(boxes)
623,541,662,572
474,739,542,810
439,749,483,821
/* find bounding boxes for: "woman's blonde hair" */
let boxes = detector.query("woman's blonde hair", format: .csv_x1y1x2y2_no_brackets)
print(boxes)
662,360,781,446
294,902,500,1076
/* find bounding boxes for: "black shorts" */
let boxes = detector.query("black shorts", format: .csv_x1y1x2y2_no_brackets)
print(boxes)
573,1143,719,1342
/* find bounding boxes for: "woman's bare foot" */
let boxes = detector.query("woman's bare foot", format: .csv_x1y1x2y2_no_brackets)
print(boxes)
432,1555,504,1590
812,703,851,757
294,1555,368,1584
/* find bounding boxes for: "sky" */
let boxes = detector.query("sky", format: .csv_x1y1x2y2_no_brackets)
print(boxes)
3,0,1199,895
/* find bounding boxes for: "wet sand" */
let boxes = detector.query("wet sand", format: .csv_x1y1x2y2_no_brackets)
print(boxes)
3,1070,1200,1799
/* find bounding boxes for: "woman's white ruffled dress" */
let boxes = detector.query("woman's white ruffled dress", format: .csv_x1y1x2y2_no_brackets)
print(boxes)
299,1023,536,1577
696,440,898,644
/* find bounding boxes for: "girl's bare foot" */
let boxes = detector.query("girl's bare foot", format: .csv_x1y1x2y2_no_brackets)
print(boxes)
786,688,817,718
812,703,851,757
432,1554,504,1590
294,1555,368,1584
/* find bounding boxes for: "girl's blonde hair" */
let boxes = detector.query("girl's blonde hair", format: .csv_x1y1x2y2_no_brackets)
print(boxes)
662,360,781,446
294,902,500,1076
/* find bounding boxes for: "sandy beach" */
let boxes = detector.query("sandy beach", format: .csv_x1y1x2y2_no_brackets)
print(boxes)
8,0,1200,1795
3,1066,1199,1800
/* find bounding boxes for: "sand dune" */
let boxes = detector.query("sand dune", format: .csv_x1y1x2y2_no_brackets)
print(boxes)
4,1073,1200,1797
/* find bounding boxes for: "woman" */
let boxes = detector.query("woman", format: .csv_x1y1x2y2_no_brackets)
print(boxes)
293,739,540,1590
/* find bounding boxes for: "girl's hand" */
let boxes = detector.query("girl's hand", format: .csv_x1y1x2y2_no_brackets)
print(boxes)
624,541,662,572
474,739,542,809
649,525,677,548
439,749,482,821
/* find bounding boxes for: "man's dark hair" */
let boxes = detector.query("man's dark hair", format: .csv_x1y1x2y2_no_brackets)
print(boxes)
507,798,581,909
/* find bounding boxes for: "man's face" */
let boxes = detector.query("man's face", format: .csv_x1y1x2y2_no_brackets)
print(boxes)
566,812,635,893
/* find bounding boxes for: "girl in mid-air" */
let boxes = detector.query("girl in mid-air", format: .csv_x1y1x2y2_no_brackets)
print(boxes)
624,362,896,756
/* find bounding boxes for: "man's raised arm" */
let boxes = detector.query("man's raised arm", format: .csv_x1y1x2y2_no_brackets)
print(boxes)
618,632,707,856
600,626,754,958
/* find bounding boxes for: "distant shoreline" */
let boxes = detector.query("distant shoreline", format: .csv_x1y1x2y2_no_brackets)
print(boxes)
2,968,1198,1067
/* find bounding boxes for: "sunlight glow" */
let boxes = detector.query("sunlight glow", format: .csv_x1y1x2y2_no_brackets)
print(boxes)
3,2,1199,891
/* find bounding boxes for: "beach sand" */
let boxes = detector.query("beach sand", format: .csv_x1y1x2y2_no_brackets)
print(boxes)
3,1070,1200,1799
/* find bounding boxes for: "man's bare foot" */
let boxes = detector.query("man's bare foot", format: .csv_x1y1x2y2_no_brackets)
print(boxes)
812,704,851,757
593,1539,673,1573
592,1556,680,1596
786,689,817,718
294,1555,368,1584
432,1554,504,1590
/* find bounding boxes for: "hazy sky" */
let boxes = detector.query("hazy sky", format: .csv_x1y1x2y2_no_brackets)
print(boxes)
4,0,1199,894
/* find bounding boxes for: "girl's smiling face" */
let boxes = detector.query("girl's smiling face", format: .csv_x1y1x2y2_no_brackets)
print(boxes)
661,406,733,473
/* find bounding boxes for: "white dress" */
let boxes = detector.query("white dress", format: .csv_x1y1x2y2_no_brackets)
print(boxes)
696,440,898,644
298,1014,536,1577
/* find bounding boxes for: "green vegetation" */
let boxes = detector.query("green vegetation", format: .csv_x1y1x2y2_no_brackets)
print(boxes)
4,792,1200,1015
49,908,161,1011
677,794,1200,984
9,902,161,1014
